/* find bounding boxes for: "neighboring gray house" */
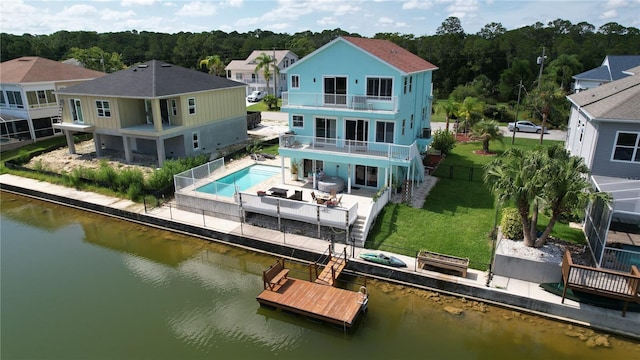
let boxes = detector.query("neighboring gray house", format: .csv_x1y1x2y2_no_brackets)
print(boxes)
572,55,640,93
565,65,640,272
54,60,248,166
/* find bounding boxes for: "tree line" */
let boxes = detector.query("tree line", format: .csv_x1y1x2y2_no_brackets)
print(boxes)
2,17,637,103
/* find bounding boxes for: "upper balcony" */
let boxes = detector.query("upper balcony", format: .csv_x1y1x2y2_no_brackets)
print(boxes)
282,92,398,113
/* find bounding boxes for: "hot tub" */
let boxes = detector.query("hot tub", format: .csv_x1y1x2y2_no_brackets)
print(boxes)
317,176,345,193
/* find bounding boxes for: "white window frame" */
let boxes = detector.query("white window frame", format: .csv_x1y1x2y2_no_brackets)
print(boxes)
291,75,300,89
95,100,111,117
171,99,177,116
292,114,304,128
7,91,24,108
188,97,196,115
192,131,200,150
366,77,393,101
375,120,394,143
611,131,640,163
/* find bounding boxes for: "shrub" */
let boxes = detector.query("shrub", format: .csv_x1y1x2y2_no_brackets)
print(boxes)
430,129,456,155
263,94,278,110
501,207,524,240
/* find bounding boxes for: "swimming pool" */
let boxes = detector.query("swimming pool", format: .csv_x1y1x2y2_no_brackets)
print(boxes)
196,164,280,197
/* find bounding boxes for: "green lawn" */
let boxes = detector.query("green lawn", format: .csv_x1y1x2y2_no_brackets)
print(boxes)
367,138,586,271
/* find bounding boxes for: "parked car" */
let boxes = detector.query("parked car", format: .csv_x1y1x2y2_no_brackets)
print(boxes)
507,120,547,133
247,90,266,102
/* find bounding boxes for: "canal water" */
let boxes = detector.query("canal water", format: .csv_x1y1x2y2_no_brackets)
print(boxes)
1,192,638,359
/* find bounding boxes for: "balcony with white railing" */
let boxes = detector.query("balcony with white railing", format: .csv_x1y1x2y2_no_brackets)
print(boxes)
281,92,398,112
279,134,414,164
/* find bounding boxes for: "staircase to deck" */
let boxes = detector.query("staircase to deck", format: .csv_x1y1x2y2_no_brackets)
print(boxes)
314,247,348,287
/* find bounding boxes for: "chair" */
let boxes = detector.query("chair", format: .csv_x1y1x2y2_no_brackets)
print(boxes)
330,189,337,199
310,191,317,203
336,195,343,206
294,190,303,201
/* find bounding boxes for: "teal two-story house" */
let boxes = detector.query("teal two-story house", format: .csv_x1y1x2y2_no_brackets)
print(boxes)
279,36,438,194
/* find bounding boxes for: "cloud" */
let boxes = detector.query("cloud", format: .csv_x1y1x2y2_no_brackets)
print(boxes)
120,0,157,6
61,4,98,16
402,0,436,10
102,9,136,21
317,17,338,26
446,0,478,20
600,9,618,20
176,1,217,16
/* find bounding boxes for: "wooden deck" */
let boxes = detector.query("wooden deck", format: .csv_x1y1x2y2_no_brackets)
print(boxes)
256,278,368,329
315,255,347,286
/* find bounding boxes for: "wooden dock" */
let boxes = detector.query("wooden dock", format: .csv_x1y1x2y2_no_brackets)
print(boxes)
257,250,367,330
256,278,368,329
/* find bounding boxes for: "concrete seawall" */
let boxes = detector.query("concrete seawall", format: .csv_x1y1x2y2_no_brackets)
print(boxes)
1,175,638,339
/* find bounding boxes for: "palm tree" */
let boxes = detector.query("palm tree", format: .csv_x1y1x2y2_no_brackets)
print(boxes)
525,81,565,144
435,97,459,131
254,52,278,95
470,120,504,153
457,97,484,134
199,55,225,76
483,148,546,247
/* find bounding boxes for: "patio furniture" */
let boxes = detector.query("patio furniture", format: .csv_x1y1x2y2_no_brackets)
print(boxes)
269,187,288,198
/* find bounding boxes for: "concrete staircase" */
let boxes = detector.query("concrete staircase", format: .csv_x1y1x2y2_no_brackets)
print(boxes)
350,215,367,247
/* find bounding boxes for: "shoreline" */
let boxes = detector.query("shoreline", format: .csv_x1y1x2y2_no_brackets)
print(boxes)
1,173,638,340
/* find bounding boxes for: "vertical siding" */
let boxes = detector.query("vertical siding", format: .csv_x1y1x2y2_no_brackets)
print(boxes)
117,98,144,128
180,87,246,126
591,122,640,178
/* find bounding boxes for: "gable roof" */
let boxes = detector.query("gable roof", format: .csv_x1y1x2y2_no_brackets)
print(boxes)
56,60,245,98
287,36,437,75
341,36,437,74
567,70,640,121
573,55,640,82
225,50,298,72
0,56,105,83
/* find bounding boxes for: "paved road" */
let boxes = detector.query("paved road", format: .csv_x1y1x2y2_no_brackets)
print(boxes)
430,122,566,142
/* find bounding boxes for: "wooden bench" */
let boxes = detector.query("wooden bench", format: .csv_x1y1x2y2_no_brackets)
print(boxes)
561,250,640,317
417,250,469,277
263,258,290,291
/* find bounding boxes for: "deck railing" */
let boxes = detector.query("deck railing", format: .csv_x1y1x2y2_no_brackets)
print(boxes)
282,92,398,112
280,134,413,163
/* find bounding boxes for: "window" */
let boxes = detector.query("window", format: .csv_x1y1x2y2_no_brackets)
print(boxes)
192,131,200,150
409,76,413,92
95,100,111,117
227,70,231,78
291,75,300,89
612,132,640,163
7,91,24,108
355,165,378,187
402,119,405,136
70,99,84,123
188,97,196,115
235,73,243,80
290,58,296,65
0,91,5,106
284,58,289,68
171,99,177,116
292,115,304,128
366,77,392,100
410,114,414,129
375,121,394,143
403,77,407,94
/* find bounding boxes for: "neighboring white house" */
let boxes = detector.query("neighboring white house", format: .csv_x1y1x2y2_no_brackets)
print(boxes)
572,55,640,93
225,50,299,97
0,56,105,150
565,65,640,272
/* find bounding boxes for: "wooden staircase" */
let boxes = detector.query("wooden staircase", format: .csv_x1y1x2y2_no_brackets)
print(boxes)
314,247,347,287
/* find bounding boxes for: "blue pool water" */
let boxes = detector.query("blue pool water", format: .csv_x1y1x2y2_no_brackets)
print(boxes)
196,165,280,197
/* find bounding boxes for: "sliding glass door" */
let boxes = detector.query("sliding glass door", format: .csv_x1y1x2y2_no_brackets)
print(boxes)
324,76,347,106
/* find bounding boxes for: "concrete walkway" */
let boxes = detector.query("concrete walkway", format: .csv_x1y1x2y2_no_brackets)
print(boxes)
1,173,638,339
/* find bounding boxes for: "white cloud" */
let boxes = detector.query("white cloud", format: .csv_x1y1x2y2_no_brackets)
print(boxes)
600,9,618,20
176,1,217,16
61,4,98,16
225,0,244,7
102,9,136,21
317,17,338,26
120,0,157,6
446,0,478,19
402,0,436,10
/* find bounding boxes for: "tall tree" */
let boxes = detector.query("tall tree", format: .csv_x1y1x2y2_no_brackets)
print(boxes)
65,46,124,73
199,55,226,76
547,54,582,91
435,97,459,131
525,81,566,144
254,52,278,95
457,97,484,134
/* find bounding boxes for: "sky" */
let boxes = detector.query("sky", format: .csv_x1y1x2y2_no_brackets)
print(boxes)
1,0,639,37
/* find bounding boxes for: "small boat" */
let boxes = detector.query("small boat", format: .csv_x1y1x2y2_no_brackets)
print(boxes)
359,252,407,267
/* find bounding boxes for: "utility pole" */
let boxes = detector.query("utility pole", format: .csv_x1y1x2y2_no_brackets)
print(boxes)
536,47,546,88
272,48,277,97
511,79,523,145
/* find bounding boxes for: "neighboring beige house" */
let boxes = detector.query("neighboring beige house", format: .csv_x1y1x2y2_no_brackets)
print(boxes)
54,60,248,166
0,56,105,149
225,50,299,97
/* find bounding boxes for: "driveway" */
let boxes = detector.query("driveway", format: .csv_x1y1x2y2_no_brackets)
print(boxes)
430,122,566,142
